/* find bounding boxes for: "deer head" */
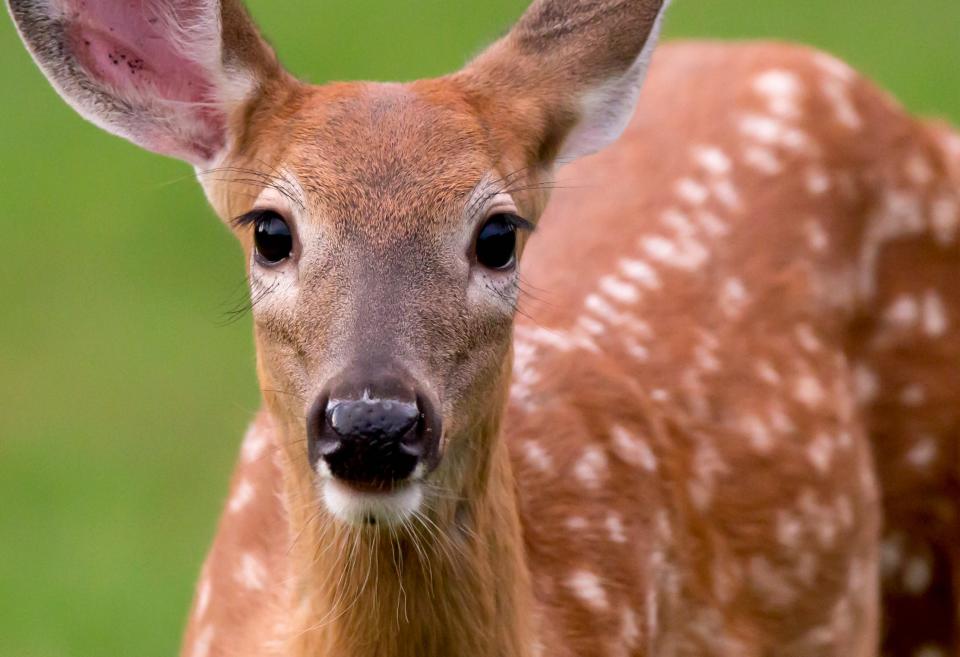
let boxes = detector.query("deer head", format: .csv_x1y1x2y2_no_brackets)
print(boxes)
8,0,669,526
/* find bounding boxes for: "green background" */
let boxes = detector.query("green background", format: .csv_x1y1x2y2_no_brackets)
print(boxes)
1,1,957,655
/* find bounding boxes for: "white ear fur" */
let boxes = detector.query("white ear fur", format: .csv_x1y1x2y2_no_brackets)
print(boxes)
555,0,669,164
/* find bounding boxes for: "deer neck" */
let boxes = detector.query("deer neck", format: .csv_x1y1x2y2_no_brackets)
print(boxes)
279,402,535,657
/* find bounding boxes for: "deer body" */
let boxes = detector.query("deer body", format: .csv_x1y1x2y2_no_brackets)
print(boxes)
181,43,960,657
8,1,960,655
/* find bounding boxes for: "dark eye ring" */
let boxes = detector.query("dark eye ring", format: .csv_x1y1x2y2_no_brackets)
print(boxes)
250,210,293,265
475,213,524,271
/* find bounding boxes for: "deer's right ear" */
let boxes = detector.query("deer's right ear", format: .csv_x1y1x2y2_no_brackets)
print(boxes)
458,0,669,167
7,0,286,166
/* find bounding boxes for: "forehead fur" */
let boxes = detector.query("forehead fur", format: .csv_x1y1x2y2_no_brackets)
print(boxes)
235,79,496,242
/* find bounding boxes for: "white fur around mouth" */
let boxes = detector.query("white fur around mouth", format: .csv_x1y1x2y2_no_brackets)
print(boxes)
321,479,424,526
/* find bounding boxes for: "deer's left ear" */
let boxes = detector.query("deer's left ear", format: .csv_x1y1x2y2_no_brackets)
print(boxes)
458,0,669,166
7,0,286,166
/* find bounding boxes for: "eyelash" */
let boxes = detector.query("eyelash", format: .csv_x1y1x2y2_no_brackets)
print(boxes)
493,213,536,233
230,209,275,229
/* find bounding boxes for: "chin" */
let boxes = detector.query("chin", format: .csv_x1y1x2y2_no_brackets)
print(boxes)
320,478,424,527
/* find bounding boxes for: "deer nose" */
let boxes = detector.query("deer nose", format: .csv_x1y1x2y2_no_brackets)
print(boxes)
307,374,441,488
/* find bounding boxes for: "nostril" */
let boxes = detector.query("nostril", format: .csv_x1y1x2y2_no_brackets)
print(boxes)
307,393,339,465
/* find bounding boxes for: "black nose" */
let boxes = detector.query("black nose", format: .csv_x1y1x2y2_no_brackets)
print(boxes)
307,372,441,488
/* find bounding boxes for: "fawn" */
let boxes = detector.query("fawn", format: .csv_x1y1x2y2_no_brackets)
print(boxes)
9,0,960,655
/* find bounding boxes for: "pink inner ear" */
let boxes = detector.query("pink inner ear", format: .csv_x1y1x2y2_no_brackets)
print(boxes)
64,0,226,161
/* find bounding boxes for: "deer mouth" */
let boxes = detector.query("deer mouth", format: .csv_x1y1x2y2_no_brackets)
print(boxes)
319,477,424,527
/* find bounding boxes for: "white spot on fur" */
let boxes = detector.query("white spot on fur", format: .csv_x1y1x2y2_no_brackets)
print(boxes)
711,180,742,214
694,343,721,373
806,432,835,474
510,337,541,404
793,375,825,408
693,145,732,175
798,489,839,548
719,277,749,319
530,639,546,657
814,52,856,82
619,258,662,289
805,166,832,196
621,606,641,647
821,78,862,129
749,555,798,607
516,325,570,351
753,69,804,119
697,208,733,236
739,113,811,152
776,510,803,549
905,154,934,185
651,388,670,402
742,146,783,175
573,447,609,489
886,294,920,328
641,234,709,271
903,555,932,594
906,436,938,468
804,219,830,253
241,426,268,463
599,275,640,304
228,478,255,514
922,290,948,337
585,292,618,319
566,515,588,531
766,404,795,436
675,178,710,205
795,324,822,353
641,235,677,261
236,552,267,591
755,360,781,385
881,534,904,577
567,570,609,611
660,207,696,235
852,363,879,404
606,512,628,543
625,336,651,362
196,577,212,618
899,383,926,407
577,316,607,336
836,495,854,529
610,425,657,472
739,114,785,144
741,415,774,452
190,625,215,657
524,440,554,473
931,195,959,245
688,441,728,511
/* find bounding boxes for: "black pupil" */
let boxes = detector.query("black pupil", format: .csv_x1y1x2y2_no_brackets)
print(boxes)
254,213,292,263
476,215,517,270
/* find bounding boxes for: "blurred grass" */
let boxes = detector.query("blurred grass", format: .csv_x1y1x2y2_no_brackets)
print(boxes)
0,1,957,655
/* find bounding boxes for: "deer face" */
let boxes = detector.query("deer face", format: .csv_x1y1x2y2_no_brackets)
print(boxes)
9,0,667,525
214,81,540,523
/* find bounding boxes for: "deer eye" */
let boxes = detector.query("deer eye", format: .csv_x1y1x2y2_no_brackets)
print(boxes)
475,214,518,271
253,211,293,264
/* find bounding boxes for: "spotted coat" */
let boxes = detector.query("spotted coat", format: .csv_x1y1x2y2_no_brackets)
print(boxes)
182,43,960,657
